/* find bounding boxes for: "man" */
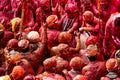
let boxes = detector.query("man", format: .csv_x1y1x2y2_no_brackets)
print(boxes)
82,44,106,80
103,13,120,60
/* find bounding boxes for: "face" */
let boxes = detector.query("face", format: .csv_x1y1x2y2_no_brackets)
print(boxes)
67,11,78,18
86,44,98,57
83,15,94,24
99,0,109,10
41,2,50,11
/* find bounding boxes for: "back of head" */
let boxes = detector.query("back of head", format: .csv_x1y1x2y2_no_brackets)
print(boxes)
106,58,118,71
65,3,78,14
58,31,72,43
70,57,83,70
10,66,25,80
7,39,18,51
27,31,40,42
46,15,58,29
18,39,29,50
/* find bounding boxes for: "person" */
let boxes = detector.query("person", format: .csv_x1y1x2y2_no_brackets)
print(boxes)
115,49,120,77
100,58,120,80
103,13,120,60
82,44,106,80
10,65,25,80
50,31,80,61
14,0,35,28
39,15,60,51
79,11,103,36
63,57,83,80
81,0,94,13
58,3,79,34
52,0,68,19
80,11,104,54
93,0,117,23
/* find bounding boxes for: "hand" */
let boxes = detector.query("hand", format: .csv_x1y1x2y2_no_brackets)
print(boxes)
74,30,80,37
79,27,84,33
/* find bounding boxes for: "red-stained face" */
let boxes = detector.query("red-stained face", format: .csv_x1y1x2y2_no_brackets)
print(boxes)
67,11,78,18
41,1,50,11
86,44,98,57
99,0,109,10
59,0,68,6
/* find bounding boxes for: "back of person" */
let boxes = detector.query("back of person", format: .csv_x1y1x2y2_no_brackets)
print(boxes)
82,61,106,80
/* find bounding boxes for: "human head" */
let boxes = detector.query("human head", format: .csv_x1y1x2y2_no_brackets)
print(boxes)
85,44,98,60
65,3,78,18
40,0,50,11
10,66,25,80
43,57,57,72
70,57,83,70
7,39,18,51
46,15,58,29
85,36,98,46
27,31,40,42
99,0,109,10
83,11,94,24
18,39,29,50
106,58,118,71
58,31,72,43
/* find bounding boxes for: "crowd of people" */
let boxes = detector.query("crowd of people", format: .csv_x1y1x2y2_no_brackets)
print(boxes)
0,0,120,80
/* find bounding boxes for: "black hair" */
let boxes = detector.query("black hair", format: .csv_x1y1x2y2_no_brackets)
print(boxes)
114,17,120,27
87,55,97,61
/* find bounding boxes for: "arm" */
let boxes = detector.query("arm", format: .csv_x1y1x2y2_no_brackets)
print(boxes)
69,32,80,52
30,23,47,63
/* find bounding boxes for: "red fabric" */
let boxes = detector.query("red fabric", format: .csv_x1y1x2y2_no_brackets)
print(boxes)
82,61,106,80
65,3,77,13
85,36,98,46
0,31,14,48
40,28,60,50
103,13,120,59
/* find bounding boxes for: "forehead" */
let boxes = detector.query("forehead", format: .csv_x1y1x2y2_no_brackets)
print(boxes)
87,44,96,49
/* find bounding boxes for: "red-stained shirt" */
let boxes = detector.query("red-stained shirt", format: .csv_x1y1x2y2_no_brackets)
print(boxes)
103,13,120,59
82,61,107,80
